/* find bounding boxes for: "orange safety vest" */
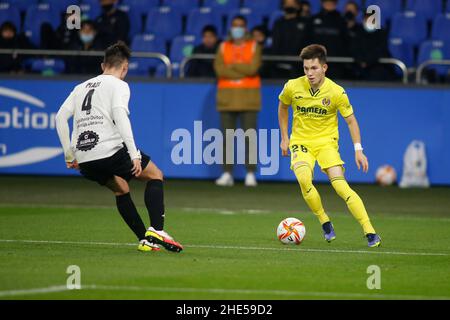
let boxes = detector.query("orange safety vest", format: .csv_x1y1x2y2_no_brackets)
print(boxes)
217,39,261,89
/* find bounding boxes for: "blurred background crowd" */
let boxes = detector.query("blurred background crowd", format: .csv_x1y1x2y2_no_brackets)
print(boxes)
0,0,449,82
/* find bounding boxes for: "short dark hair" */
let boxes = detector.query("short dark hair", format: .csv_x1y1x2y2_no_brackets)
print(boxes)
1,21,16,34
300,44,327,64
202,24,218,36
103,41,131,68
231,15,247,26
81,19,96,30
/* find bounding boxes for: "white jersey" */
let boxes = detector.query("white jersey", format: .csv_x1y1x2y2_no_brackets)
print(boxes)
58,74,136,164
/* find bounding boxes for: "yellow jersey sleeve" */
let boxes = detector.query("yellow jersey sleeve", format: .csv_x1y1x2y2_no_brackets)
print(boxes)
336,90,354,118
278,81,292,106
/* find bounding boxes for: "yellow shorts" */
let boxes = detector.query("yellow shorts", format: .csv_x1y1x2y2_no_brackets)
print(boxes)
290,140,345,173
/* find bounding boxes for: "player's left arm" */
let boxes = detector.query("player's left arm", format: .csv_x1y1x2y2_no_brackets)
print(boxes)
344,114,369,173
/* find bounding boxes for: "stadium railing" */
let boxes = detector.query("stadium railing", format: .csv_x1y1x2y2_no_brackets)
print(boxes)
179,54,409,84
0,49,409,83
415,60,450,84
0,49,173,78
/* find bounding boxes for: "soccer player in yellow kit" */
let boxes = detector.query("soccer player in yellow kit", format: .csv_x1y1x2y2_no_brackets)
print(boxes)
278,44,381,247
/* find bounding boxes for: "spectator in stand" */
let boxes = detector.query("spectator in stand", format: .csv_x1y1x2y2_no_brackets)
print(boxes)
251,25,268,48
305,0,348,78
271,0,309,78
54,11,81,49
344,1,364,79
352,12,393,81
213,15,262,187
186,25,220,78
251,25,271,78
300,0,312,18
66,20,103,74
0,22,33,73
95,0,130,48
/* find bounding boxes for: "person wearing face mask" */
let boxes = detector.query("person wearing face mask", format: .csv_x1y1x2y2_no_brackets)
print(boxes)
95,0,130,49
213,16,262,187
0,21,33,73
304,0,349,79
352,12,393,81
66,20,103,74
343,1,364,79
270,0,310,78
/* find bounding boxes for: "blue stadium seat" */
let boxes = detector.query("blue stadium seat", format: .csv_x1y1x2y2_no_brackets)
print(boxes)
406,0,442,21
23,4,59,47
0,3,21,31
41,0,80,14
145,7,183,42
226,8,264,32
242,0,280,17
3,0,38,13
128,34,166,76
185,7,222,38
118,4,144,39
388,37,415,69
365,0,403,25
202,0,240,17
390,11,428,46
309,0,322,15
79,1,101,20
268,10,284,31
121,0,160,16
163,0,200,16
431,13,450,43
155,34,198,78
417,40,450,76
447,0,450,12
31,59,65,75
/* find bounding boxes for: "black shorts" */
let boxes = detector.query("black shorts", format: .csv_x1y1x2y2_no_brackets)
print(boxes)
79,146,151,186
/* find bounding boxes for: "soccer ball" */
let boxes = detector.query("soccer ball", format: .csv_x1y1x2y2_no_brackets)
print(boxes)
277,218,306,245
376,165,397,186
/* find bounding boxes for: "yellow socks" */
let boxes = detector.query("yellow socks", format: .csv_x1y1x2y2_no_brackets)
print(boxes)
330,177,376,235
294,164,330,225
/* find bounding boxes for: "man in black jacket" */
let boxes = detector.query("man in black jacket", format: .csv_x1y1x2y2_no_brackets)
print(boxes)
305,0,348,78
95,0,130,48
270,0,310,78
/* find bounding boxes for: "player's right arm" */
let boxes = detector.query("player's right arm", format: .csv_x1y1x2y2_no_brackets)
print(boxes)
278,82,292,157
55,90,78,169
278,101,290,157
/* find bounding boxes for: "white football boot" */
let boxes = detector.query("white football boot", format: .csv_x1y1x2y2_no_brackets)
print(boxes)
215,172,234,186
244,172,257,187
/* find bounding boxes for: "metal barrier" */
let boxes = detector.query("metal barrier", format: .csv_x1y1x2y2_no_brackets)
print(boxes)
415,60,450,84
179,54,409,84
0,49,173,78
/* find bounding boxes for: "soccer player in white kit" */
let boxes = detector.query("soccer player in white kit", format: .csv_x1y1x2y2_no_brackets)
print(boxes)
55,42,183,253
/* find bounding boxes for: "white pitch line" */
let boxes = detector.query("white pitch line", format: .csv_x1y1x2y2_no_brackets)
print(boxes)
0,285,70,298
0,239,449,257
0,284,448,300
1,203,450,221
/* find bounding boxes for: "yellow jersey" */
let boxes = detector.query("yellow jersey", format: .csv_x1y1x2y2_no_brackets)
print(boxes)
279,76,354,145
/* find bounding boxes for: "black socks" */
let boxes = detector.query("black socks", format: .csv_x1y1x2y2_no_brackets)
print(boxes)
144,179,165,231
116,193,146,240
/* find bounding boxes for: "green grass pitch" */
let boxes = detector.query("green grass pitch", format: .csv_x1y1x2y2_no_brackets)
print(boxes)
0,176,449,300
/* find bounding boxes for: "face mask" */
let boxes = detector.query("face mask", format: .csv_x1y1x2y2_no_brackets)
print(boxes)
80,33,94,43
231,27,245,40
344,11,355,21
284,6,298,14
102,4,114,12
363,23,377,33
